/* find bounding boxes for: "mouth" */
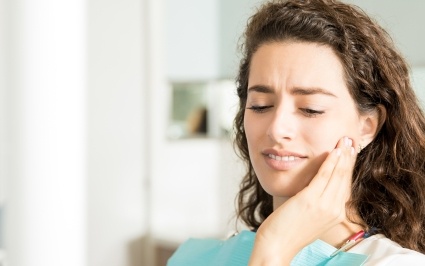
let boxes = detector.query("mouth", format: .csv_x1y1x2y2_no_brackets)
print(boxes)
262,149,307,171
267,154,302,161
262,148,307,160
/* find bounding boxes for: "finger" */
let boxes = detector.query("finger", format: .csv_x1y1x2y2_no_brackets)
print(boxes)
337,145,356,202
322,137,356,201
307,138,345,195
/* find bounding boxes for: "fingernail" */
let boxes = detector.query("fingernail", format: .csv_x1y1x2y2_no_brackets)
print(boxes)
344,137,352,147
336,148,342,156
351,147,355,155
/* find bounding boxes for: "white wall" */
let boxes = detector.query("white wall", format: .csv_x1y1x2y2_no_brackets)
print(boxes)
0,0,6,257
412,68,425,107
4,1,87,266
0,0,6,207
87,0,146,265
1,0,149,265
165,0,220,80
165,0,260,80
218,0,263,79
345,0,425,67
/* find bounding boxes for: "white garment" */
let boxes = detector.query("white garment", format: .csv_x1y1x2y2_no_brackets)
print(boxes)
350,234,425,265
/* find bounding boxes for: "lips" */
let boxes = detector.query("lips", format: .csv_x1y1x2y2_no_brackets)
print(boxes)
268,154,297,161
262,148,307,159
262,148,307,171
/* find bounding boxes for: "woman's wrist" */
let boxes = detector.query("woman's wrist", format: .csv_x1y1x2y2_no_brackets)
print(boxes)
249,229,301,266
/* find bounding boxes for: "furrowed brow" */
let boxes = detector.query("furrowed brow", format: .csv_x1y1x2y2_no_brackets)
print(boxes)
291,87,337,97
247,85,274,94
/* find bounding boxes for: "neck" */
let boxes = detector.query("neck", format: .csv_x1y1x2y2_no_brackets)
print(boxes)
273,196,364,248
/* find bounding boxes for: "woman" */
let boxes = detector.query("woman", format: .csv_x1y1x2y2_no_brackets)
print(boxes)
236,0,425,264
168,0,425,265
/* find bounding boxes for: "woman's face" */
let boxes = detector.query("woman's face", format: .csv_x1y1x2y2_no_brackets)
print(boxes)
244,41,362,200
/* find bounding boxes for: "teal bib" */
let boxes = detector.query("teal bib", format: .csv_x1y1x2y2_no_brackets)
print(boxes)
167,230,368,266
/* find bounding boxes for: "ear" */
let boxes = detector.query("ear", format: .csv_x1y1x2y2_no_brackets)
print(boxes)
359,104,386,147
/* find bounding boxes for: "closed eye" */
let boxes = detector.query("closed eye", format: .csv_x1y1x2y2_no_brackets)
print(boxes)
300,108,325,117
246,105,273,113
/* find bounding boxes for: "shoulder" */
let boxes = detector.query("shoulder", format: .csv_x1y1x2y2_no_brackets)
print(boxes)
350,234,425,266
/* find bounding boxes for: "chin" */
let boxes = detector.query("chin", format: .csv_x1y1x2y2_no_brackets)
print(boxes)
260,180,306,198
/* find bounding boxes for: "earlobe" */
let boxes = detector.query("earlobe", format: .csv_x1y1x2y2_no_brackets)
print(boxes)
359,105,387,147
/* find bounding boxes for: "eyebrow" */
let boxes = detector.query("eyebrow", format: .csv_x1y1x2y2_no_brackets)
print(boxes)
247,85,337,97
291,87,337,97
247,85,274,94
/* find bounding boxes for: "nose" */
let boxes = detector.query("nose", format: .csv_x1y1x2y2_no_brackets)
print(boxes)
266,106,296,144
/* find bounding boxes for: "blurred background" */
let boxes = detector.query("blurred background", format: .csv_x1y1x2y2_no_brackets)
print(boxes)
0,0,424,266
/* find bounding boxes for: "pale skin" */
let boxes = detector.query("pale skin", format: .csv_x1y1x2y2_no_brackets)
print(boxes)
244,42,382,265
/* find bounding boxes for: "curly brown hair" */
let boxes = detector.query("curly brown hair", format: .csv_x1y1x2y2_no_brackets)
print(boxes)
234,0,425,253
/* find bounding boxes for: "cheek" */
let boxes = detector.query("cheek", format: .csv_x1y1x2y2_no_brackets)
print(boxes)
302,116,354,152
244,112,267,142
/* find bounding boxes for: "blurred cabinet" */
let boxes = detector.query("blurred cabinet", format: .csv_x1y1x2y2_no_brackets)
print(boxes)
154,239,179,266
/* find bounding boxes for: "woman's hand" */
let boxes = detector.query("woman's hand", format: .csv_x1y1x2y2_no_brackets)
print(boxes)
249,137,356,265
